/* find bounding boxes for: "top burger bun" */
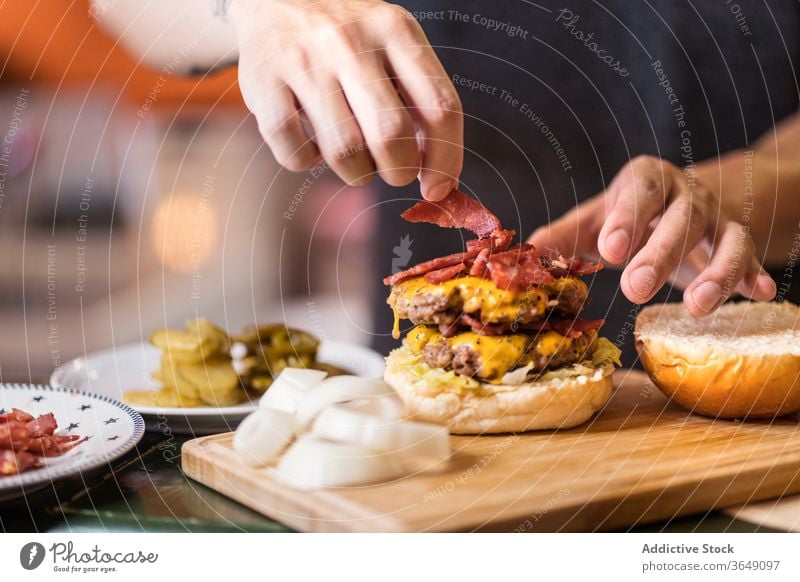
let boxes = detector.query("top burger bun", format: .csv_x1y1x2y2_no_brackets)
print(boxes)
635,301,800,419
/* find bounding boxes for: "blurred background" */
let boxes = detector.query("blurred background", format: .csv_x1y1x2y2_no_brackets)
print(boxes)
0,1,375,382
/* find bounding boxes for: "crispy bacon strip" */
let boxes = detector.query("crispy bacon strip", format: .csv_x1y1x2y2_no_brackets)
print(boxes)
491,228,515,251
487,244,555,290
0,407,83,474
466,228,515,253
26,434,81,457
0,450,39,475
385,229,519,286
546,255,604,278
386,190,603,288
383,247,485,286
0,422,30,449
457,313,507,336
26,413,57,438
448,316,605,338
0,408,34,424
401,190,502,239
550,318,604,339
469,249,490,278
523,317,605,338
437,314,508,337
424,263,467,284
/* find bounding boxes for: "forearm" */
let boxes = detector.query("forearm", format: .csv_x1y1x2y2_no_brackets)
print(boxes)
696,112,800,266
90,0,238,74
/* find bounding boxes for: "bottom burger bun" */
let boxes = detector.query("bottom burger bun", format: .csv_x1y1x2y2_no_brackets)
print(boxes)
635,301,800,419
384,345,615,434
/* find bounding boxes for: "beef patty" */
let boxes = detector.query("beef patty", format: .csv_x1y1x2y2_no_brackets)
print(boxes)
409,325,597,383
388,275,588,327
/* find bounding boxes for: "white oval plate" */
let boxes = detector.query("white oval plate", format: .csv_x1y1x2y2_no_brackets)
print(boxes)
50,341,386,435
0,383,144,501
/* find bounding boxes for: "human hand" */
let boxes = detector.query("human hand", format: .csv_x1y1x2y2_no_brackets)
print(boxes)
230,0,463,200
528,155,777,315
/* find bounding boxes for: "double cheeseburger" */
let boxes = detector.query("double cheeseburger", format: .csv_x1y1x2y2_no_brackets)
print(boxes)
383,190,621,434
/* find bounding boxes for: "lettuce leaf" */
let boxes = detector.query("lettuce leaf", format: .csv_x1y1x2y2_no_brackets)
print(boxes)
388,336,622,395
536,338,621,382
591,337,623,368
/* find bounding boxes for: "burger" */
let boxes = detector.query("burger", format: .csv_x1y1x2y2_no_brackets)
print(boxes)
383,190,621,434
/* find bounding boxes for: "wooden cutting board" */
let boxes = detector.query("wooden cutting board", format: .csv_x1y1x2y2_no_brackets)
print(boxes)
181,370,800,532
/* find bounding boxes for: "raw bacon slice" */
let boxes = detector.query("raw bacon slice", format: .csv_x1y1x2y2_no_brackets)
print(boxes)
401,190,502,239
424,263,466,284
383,248,483,286
487,244,555,290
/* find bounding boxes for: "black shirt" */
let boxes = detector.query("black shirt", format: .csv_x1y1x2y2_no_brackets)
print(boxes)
371,0,800,363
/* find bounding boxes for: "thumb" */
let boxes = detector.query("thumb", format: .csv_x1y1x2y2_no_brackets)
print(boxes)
527,194,605,258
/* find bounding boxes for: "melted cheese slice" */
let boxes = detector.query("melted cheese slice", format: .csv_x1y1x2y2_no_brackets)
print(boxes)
393,276,551,323
449,332,530,381
407,325,578,383
406,324,441,353
538,331,570,357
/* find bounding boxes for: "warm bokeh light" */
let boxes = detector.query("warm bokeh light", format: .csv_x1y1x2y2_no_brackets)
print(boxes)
152,192,218,273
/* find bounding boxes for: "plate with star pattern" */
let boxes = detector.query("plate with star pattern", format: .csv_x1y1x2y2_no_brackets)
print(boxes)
0,383,144,502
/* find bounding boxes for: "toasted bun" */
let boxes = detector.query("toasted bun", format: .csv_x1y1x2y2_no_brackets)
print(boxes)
384,345,614,434
635,301,800,419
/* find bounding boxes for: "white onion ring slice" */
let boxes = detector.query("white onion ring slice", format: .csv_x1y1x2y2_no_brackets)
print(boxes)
259,368,328,413
312,404,450,464
275,434,405,489
233,407,297,466
343,393,405,421
295,376,396,429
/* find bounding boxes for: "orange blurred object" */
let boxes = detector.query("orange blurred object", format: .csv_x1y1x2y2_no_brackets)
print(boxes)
152,191,219,273
0,0,243,108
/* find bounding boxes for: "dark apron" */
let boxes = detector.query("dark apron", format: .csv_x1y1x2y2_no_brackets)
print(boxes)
371,0,800,363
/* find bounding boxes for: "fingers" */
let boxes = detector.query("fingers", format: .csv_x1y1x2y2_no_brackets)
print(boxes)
235,1,461,194
385,21,463,200
527,194,606,258
339,56,419,186
292,77,376,186
735,258,777,301
240,78,321,171
621,190,710,304
682,222,768,315
597,156,673,265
